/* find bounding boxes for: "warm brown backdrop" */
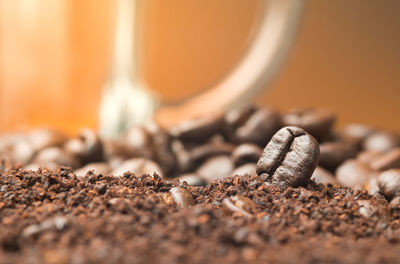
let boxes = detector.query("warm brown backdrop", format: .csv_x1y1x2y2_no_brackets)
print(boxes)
1,0,399,133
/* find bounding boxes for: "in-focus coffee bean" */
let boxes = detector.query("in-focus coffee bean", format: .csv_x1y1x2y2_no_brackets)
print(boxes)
256,126,320,188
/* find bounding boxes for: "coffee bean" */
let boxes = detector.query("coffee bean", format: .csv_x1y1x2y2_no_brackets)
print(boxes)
335,160,373,189
146,123,176,175
363,131,400,153
365,175,380,195
171,140,192,173
256,126,320,188
177,174,206,187
197,155,234,183
370,148,400,171
377,169,400,200
311,166,338,185
389,196,400,211
34,147,80,169
231,144,262,167
121,126,153,159
74,162,111,177
357,200,377,218
190,140,234,167
24,162,59,171
169,187,195,207
111,158,164,178
234,108,281,146
231,163,257,177
282,108,335,140
10,139,35,166
29,128,68,152
340,124,375,147
222,195,256,217
318,141,358,171
357,150,383,164
64,129,104,164
169,113,224,142
224,105,257,131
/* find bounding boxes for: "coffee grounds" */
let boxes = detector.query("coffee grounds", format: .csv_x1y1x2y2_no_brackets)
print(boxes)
1,167,399,263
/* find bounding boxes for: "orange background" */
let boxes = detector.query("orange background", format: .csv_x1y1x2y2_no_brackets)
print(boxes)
1,0,400,133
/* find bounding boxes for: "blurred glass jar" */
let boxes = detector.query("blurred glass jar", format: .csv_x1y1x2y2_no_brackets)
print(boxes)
0,0,301,137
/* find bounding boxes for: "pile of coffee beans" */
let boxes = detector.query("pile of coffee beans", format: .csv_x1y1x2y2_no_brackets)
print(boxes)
1,105,400,263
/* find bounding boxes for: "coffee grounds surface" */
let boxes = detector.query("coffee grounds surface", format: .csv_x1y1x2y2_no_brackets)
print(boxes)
1,167,400,264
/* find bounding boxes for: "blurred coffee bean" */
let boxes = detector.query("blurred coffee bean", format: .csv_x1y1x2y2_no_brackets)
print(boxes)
370,148,400,171
282,108,335,140
357,150,383,165
222,195,256,217
357,200,377,218
365,175,380,195
29,128,67,152
231,163,257,177
74,162,111,177
10,139,35,166
363,131,400,153
34,147,80,169
256,126,320,188
190,141,234,167
197,155,234,183
318,142,358,171
311,166,338,185
169,187,195,207
231,144,262,167
146,123,176,175
377,169,400,200
122,126,153,158
234,108,281,146
336,159,373,189
224,105,257,138
389,196,400,211
111,158,163,178
24,162,59,171
64,129,104,164
169,113,224,142
341,124,375,147
171,140,192,173
177,174,206,187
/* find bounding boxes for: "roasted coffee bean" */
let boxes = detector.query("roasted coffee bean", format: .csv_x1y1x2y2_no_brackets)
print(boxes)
389,196,400,211
171,140,192,173
222,195,257,217
340,124,375,147
357,200,377,218
311,166,338,185
64,129,104,164
28,128,68,152
169,187,195,207
318,141,358,171
34,147,80,169
9,139,35,166
190,140,234,167
74,162,111,177
377,169,400,200
365,175,380,195
231,144,262,167
256,126,320,188
233,108,281,146
146,123,176,175
177,174,206,187
121,126,153,159
197,155,234,183
370,148,400,171
24,162,59,171
231,163,257,177
282,108,335,140
224,105,257,131
112,158,164,178
357,150,383,164
336,159,373,189
169,112,224,142
363,131,400,153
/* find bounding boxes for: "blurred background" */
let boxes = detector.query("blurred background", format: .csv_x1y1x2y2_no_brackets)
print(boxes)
1,0,399,134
